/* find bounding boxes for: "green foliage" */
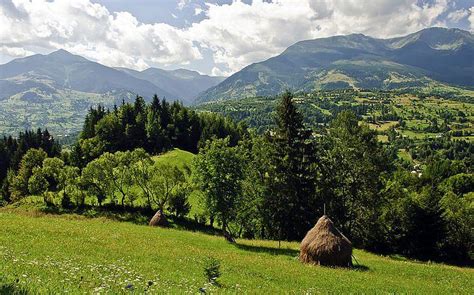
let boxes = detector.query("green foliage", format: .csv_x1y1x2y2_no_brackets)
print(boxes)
319,111,392,247
168,184,192,218
0,129,61,188
203,257,221,284
261,91,317,240
147,163,186,211
193,137,244,238
81,157,113,206
74,96,246,167
10,148,48,201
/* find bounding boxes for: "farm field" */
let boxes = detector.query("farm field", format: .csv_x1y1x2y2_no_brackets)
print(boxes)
195,89,474,142
1,210,473,294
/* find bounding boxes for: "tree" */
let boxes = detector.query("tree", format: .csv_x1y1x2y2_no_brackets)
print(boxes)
193,137,244,241
262,91,317,241
129,149,155,209
28,167,49,203
319,111,392,247
103,151,137,207
10,148,47,201
58,166,81,208
81,157,114,206
41,157,65,192
148,163,186,211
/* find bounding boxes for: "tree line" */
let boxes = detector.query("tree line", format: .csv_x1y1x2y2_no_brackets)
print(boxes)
70,95,246,168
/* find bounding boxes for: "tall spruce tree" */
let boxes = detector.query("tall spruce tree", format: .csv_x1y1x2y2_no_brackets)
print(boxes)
263,91,317,241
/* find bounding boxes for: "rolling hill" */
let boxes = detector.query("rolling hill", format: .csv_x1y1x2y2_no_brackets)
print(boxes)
196,27,474,103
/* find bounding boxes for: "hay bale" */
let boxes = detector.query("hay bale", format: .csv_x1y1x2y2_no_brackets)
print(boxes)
149,210,169,227
299,215,352,267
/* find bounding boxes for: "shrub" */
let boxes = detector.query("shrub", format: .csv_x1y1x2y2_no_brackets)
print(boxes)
169,189,191,218
203,257,221,285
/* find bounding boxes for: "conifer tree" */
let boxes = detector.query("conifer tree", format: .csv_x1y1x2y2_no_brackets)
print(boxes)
263,91,317,241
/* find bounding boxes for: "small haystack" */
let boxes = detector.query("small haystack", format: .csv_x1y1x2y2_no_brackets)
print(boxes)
149,209,169,227
299,215,352,267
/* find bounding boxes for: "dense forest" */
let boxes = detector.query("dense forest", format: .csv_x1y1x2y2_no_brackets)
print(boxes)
0,92,472,265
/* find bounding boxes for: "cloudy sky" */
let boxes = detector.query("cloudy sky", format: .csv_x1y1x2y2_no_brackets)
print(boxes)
1,0,473,76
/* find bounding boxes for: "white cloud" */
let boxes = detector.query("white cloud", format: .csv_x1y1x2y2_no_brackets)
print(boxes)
186,0,451,74
0,0,201,70
469,7,474,31
177,0,190,11
447,9,469,23
0,46,34,58
0,0,459,74
194,7,203,16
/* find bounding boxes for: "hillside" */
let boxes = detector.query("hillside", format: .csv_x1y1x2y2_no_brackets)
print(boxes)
197,28,474,103
1,211,472,293
195,89,474,142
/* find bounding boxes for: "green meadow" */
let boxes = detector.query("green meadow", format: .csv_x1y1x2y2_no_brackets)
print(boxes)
1,210,473,294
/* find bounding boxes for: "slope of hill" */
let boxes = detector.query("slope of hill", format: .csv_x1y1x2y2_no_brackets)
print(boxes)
197,27,474,103
1,211,472,293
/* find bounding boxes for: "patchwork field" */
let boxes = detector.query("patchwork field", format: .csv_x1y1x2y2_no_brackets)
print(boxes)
1,211,473,294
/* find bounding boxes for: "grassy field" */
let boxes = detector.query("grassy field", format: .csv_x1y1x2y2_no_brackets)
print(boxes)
0,210,473,294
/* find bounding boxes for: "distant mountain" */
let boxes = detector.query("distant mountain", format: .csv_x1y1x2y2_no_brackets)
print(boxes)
0,49,175,101
116,67,224,104
0,50,223,135
197,27,474,103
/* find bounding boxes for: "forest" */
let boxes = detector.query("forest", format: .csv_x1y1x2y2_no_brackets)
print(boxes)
0,91,472,266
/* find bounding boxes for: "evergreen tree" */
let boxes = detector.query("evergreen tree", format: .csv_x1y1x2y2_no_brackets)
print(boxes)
263,91,317,241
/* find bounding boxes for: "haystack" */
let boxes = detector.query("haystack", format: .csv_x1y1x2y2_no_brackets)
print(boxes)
149,209,169,227
299,215,352,267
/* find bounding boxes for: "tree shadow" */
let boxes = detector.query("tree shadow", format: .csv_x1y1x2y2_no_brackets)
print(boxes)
0,283,29,295
38,204,223,236
233,243,299,257
169,215,222,236
350,264,370,272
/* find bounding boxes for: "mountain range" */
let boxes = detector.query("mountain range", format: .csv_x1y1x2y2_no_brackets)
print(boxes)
0,50,223,135
0,49,224,105
0,27,473,135
197,27,474,103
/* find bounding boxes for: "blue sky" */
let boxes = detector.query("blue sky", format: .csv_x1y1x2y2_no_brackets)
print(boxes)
1,0,473,76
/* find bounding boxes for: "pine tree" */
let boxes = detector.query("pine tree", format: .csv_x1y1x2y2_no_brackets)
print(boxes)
263,91,317,241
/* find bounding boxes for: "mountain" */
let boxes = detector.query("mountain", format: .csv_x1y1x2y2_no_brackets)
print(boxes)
115,67,224,104
0,50,223,135
197,27,474,103
0,49,175,101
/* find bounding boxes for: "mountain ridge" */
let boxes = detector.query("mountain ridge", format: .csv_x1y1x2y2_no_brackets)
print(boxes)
196,27,474,103
0,49,225,104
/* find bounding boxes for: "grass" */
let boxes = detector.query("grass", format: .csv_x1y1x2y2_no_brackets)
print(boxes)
0,210,473,294
152,148,195,170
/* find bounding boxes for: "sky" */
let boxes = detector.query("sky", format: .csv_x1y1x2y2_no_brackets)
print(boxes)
1,0,473,76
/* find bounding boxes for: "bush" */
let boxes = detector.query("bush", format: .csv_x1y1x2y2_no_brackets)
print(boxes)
203,257,221,284
169,189,191,218
194,213,207,225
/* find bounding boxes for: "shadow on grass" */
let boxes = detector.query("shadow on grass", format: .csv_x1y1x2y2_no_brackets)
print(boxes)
350,264,370,272
38,204,222,237
233,243,299,257
0,283,29,295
